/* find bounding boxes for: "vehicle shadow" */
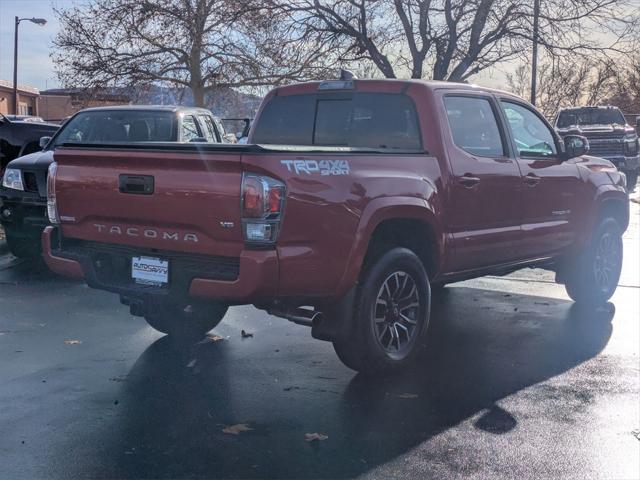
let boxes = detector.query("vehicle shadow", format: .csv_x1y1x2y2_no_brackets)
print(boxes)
0,253,67,281
92,287,614,479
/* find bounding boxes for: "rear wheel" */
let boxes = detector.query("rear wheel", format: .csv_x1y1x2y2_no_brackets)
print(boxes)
4,228,41,258
144,301,228,339
333,247,431,374
564,217,622,305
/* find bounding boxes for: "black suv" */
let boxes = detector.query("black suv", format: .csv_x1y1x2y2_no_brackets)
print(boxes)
0,106,233,258
555,106,639,190
0,113,59,174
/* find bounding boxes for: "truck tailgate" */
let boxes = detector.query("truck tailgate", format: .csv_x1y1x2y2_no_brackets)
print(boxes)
53,147,244,257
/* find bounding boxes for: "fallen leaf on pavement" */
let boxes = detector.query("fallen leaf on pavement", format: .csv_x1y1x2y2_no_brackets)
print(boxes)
305,433,328,442
241,330,253,338
223,423,253,435
395,393,419,399
64,340,82,345
198,334,224,344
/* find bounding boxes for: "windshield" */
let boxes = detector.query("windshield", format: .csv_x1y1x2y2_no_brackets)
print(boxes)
557,108,626,128
50,110,176,148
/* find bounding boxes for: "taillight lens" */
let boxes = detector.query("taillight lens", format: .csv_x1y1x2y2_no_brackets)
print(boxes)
241,173,285,244
268,187,282,213
242,176,264,218
47,162,60,224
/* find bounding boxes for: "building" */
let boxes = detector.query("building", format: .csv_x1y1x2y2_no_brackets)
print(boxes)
0,79,39,116
38,88,132,122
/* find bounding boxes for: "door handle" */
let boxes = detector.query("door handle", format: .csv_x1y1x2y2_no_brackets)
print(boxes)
524,173,540,187
119,175,154,195
459,175,481,188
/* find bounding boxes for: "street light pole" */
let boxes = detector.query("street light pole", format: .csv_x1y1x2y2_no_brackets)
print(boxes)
12,17,47,116
530,0,540,106
13,17,19,115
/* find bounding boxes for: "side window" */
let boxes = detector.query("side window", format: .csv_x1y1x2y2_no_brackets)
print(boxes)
500,101,557,157
213,118,226,139
198,115,218,142
444,96,505,157
181,115,201,142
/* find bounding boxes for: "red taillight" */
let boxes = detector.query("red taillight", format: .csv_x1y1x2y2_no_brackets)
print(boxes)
268,186,283,213
241,173,285,244
242,177,263,218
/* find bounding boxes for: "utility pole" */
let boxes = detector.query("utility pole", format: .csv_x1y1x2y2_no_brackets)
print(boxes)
530,0,540,106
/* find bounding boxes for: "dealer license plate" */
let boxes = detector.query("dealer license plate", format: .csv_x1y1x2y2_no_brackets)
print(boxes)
132,256,169,285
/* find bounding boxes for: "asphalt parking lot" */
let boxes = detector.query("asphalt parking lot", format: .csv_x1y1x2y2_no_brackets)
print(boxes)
1,203,638,480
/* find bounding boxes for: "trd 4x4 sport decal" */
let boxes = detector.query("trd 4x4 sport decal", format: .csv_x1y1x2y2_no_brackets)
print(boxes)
281,159,350,176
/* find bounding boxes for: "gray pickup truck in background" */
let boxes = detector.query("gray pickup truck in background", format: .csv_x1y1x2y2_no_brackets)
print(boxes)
0,105,233,258
555,106,639,190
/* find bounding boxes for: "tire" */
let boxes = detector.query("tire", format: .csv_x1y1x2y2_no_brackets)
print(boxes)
333,247,431,374
4,229,41,258
564,218,623,305
144,301,228,339
624,170,637,193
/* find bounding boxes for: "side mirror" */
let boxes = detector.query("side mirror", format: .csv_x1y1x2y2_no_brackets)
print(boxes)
223,133,237,143
563,134,589,160
635,116,640,134
188,136,207,143
39,136,51,149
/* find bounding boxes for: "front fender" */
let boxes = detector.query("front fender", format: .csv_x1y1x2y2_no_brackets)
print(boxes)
579,184,629,247
334,196,444,297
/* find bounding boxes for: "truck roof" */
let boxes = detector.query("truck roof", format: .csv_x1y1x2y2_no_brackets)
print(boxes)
78,105,214,115
272,78,523,102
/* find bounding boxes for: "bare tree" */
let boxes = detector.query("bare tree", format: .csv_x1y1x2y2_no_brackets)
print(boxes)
506,55,621,118
604,53,640,114
53,0,335,106
277,0,637,82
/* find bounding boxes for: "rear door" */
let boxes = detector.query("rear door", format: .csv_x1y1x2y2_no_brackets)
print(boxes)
441,92,524,271
498,100,582,258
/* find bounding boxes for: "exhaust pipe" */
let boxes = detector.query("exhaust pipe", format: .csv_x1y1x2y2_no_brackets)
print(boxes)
270,307,323,327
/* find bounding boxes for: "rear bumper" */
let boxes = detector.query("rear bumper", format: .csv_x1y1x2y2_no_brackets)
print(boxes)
42,226,279,303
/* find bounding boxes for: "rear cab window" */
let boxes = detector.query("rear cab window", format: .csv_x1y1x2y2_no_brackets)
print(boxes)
252,92,422,150
52,110,176,147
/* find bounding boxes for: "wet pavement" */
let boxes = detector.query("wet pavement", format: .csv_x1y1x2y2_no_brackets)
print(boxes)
0,204,638,479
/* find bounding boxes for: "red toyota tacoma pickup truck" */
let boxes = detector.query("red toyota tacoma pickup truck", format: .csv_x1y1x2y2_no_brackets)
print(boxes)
42,80,629,373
